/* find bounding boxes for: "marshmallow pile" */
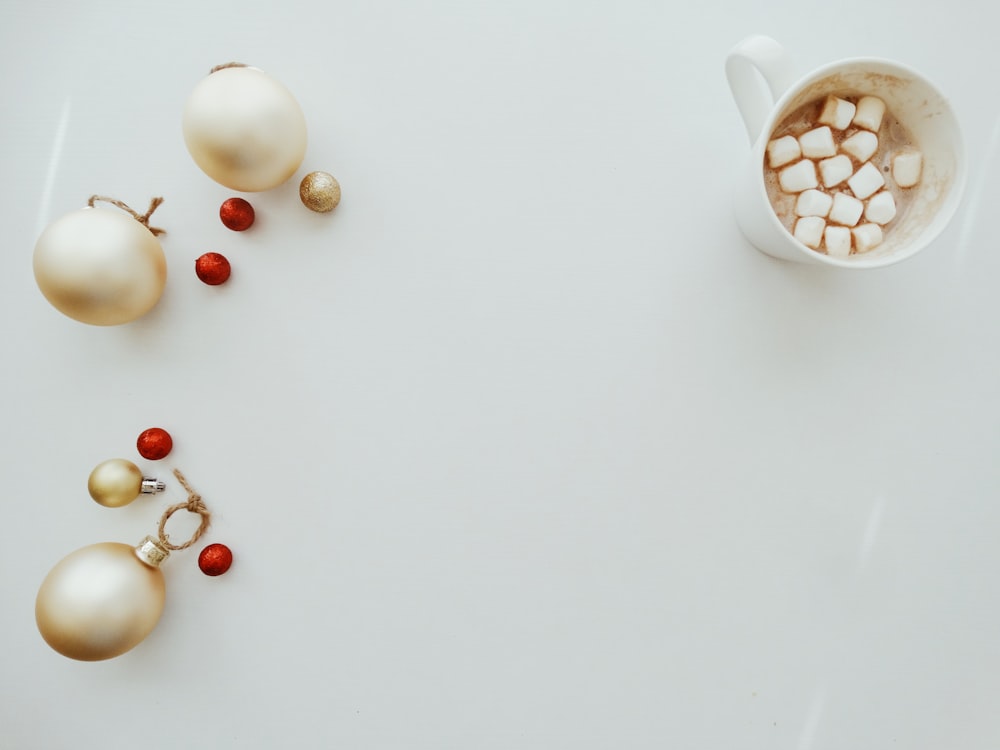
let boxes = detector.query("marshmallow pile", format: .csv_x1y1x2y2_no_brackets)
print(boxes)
766,95,923,257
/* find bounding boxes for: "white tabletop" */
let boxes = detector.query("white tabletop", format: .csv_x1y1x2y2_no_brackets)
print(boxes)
2,2,997,748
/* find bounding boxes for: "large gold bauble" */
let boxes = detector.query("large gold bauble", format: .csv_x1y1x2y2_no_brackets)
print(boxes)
33,207,167,326
182,66,308,192
35,542,166,661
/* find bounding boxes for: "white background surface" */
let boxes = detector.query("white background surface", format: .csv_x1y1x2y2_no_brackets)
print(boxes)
1,1,998,748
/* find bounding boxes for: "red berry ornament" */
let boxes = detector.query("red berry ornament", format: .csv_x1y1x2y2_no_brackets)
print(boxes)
198,543,233,576
195,252,231,285
136,427,173,460
219,197,255,231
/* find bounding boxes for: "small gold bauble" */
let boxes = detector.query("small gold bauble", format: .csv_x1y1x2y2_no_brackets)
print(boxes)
299,171,341,213
88,459,144,508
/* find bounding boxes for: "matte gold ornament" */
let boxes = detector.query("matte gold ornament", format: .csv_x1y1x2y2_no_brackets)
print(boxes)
33,196,167,326
35,540,168,661
36,470,212,661
182,63,308,192
87,459,165,508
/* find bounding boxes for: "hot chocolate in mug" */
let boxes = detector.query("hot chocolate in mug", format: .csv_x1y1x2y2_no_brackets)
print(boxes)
726,35,966,268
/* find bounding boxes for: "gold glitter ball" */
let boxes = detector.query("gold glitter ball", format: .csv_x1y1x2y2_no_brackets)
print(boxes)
299,171,341,213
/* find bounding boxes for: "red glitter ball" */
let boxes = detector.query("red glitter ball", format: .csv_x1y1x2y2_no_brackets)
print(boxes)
198,543,233,576
136,427,173,460
219,197,255,231
195,252,231,285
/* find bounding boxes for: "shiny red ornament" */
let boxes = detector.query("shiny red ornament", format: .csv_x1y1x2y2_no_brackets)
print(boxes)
136,427,173,460
219,197,255,231
195,252,231,285
198,543,233,576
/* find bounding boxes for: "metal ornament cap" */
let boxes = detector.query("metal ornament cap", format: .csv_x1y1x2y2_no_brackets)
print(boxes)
135,536,170,567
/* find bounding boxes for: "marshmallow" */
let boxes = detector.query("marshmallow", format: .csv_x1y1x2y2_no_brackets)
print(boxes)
818,154,853,188
795,189,833,217
829,193,864,226
847,162,885,200
824,226,852,258
778,159,819,193
864,191,897,224
818,95,857,130
793,216,826,249
767,135,801,169
840,130,879,163
892,149,923,188
852,96,886,132
852,223,884,253
799,126,837,158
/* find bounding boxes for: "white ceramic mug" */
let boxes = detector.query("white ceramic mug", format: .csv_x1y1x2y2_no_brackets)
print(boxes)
726,35,966,268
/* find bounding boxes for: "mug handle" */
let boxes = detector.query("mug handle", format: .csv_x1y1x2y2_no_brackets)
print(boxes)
725,35,796,145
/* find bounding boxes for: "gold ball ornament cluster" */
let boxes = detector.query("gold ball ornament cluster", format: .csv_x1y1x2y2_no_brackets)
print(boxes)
32,59,336,664
36,469,211,661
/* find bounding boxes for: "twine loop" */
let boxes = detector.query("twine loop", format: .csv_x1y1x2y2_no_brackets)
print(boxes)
88,195,166,236
157,469,211,551
210,62,248,74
